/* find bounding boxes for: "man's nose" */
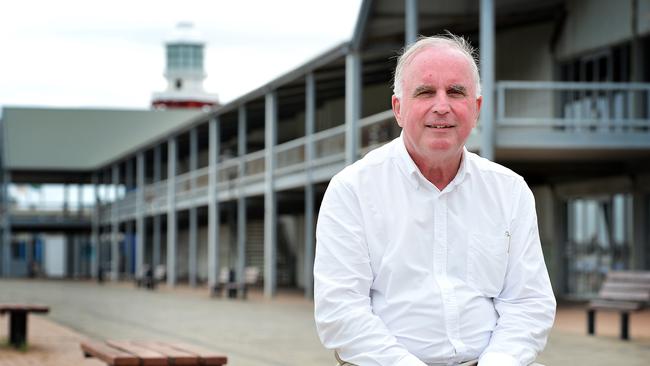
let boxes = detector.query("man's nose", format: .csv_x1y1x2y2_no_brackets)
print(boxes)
431,94,450,115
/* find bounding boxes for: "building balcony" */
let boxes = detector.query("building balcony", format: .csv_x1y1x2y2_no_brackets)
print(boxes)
100,81,650,224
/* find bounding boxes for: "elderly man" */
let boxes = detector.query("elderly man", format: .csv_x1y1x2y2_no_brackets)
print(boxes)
314,34,556,366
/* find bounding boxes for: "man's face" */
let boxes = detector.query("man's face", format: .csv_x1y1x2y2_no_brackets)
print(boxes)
392,46,482,164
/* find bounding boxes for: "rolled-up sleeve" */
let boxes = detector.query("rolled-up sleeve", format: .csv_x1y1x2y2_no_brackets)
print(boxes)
314,176,426,366
479,180,556,366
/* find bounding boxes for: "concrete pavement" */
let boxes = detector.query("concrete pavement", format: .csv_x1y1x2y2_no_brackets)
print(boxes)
0,279,649,365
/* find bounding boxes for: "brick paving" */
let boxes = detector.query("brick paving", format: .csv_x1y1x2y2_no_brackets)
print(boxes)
0,280,649,365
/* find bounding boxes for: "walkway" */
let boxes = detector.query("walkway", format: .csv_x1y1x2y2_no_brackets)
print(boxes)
0,279,649,365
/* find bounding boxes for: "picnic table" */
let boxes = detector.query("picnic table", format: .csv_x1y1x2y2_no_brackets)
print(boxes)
81,340,228,366
0,303,50,347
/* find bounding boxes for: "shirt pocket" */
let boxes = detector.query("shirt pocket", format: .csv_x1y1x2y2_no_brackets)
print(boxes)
467,231,509,297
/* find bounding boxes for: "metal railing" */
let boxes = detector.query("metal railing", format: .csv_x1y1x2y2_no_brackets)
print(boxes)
497,81,650,130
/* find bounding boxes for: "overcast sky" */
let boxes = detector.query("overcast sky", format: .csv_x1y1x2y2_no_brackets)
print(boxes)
0,0,361,110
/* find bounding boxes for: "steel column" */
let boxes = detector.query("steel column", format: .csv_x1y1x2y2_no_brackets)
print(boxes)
405,0,418,45
167,137,177,287
153,145,162,269
345,51,361,165
236,106,247,290
264,91,278,298
304,73,316,299
208,117,221,289
111,165,120,281
136,152,145,279
189,128,198,287
479,0,495,161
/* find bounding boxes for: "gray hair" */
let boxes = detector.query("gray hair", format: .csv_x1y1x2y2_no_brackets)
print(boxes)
392,33,481,99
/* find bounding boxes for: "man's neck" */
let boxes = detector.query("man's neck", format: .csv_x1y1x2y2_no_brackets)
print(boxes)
411,150,463,191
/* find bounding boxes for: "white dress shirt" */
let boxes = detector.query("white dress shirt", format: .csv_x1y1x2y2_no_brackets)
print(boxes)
314,135,556,366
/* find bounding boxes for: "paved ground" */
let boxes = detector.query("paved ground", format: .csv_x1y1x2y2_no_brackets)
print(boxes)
0,279,649,365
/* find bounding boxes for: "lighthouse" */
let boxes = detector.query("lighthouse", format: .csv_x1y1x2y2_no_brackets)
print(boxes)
152,22,220,109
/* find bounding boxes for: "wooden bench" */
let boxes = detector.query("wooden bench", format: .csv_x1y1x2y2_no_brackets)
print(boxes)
0,303,50,347
81,340,228,366
587,270,650,340
211,266,260,299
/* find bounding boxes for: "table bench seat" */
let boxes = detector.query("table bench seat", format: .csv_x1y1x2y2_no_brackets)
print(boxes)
0,303,50,347
81,340,228,366
587,270,650,340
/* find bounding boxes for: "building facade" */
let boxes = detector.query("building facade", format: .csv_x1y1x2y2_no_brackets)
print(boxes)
1,0,649,300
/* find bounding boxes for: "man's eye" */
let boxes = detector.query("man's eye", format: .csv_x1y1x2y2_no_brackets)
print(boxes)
448,89,466,97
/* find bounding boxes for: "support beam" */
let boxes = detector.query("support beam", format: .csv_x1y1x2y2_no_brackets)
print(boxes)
479,0,495,161
167,137,177,287
189,128,198,287
111,165,120,281
304,73,316,299
136,152,145,280
264,91,278,298
405,0,418,45
345,51,361,165
125,221,134,277
77,183,84,216
236,106,247,290
63,184,69,216
207,117,221,289
552,188,568,297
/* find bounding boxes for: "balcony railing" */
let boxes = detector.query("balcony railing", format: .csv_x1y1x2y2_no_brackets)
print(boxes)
497,81,650,130
101,81,650,222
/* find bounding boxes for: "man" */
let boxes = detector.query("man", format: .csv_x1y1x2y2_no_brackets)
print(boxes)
314,34,556,366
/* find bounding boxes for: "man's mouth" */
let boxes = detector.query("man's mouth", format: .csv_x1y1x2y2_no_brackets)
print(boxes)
425,124,454,129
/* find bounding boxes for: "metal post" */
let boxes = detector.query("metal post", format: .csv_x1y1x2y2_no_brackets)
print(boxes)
125,159,134,276
345,51,361,165
111,165,120,281
479,0,495,161
167,137,177,287
63,183,69,216
153,145,162,269
632,190,647,269
236,106,247,292
189,128,198,287
304,73,316,299
136,152,145,280
208,117,221,290
264,91,278,298
77,183,83,216
405,0,418,45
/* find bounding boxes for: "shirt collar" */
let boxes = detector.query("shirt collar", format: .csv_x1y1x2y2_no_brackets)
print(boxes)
395,132,472,191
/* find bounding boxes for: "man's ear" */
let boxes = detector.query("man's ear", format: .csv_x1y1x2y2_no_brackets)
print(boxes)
392,95,403,127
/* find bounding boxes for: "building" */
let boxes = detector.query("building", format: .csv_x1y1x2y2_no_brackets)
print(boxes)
1,0,649,300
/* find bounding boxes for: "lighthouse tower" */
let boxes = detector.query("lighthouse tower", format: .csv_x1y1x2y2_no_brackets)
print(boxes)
152,22,219,109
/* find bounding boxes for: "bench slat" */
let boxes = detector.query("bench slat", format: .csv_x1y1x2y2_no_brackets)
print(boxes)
166,342,228,366
589,299,642,311
81,341,140,366
107,340,168,366
134,341,199,366
0,304,50,314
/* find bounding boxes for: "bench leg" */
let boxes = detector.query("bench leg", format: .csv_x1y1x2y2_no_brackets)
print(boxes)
9,311,28,348
587,309,595,335
621,312,630,340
